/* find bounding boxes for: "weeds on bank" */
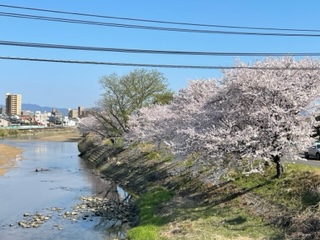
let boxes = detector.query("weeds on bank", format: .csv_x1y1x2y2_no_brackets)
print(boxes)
231,162,320,239
0,129,19,137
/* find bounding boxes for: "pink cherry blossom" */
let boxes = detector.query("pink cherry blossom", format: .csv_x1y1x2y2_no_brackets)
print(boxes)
126,57,320,181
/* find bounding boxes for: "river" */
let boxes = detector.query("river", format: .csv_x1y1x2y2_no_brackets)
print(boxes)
0,139,128,240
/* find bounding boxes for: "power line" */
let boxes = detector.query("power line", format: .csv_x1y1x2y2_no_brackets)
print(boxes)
0,56,222,69
1,56,320,70
2,40,320,57
0,4,319,33
2,11,320,37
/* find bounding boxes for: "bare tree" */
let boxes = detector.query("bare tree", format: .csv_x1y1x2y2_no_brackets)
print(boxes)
78,69,172,143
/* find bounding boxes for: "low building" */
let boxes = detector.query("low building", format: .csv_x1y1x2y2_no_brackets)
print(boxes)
51,108,63,118
34,111,48,126
20,115,33,125
21,110,34,116
68,109,78,119
48,116,62,125
63,116,78,127
0,118,9,127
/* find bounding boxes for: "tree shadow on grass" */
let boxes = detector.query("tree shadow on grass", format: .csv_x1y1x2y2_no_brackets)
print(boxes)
159,177,285,239
224,216,247,225
180,175,273,205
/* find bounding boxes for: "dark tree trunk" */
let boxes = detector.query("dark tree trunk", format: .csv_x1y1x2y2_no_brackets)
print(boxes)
273,155,284,178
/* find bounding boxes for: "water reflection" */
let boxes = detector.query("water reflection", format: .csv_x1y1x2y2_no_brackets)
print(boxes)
33,144,48,155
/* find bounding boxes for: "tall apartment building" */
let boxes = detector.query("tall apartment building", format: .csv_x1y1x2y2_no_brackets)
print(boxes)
5,93,22,116
78,106,86,118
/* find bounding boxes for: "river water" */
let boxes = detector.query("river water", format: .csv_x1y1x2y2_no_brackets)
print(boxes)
0,139,127,240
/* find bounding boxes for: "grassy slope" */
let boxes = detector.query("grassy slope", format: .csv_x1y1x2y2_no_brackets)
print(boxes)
96,143,320,240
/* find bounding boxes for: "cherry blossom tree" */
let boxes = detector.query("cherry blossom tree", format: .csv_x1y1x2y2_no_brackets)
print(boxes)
127,79,218,147
126,79,221,179
126,57,320,181
207,57,320,177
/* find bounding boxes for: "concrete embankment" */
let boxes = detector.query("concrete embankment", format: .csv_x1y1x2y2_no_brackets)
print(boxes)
78,137,167,195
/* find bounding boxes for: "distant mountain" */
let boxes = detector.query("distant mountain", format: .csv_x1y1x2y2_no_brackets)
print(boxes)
22,103,69,116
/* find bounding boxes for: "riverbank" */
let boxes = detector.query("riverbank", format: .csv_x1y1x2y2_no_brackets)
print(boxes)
17,127,82,142
31,130,82,142
80,142,282,239
79,140,320,240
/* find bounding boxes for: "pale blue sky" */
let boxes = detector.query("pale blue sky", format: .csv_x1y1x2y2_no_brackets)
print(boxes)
1,1,320,109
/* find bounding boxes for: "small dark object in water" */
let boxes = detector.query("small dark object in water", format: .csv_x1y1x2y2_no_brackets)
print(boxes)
35,168,49,172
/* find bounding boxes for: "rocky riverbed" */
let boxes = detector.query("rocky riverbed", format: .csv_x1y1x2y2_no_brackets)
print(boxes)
4,195,138,231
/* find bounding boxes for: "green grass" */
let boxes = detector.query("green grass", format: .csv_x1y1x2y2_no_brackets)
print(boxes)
127,225,162,240
164,204,283,240
146,152,160,160
234,162,320,210
127,187,174,240
119,143,320,239
126,173,284,240
139,187,173,225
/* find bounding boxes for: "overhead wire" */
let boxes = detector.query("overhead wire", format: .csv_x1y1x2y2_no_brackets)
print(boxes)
1,56,320,70
1,5,320,69
1,11,320,37
2,40,320,57
0,4,319,33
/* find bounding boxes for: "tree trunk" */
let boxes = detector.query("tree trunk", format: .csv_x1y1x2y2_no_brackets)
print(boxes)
273,155,284,178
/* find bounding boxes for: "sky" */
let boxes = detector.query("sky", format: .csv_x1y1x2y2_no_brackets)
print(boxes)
1,1,320,110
